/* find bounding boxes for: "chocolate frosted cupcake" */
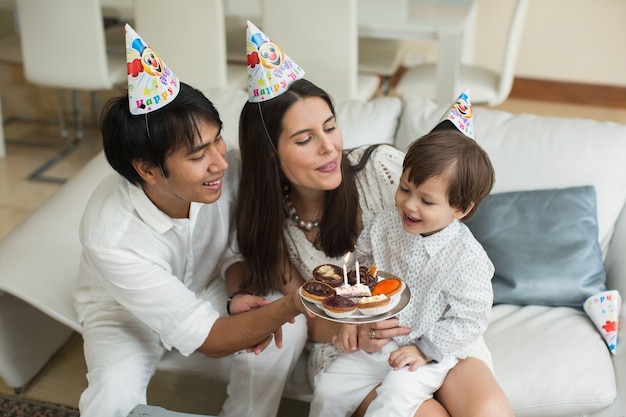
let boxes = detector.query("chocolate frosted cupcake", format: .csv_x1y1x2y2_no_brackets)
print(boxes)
348,266,378,288
301,280,335,304
321,294,357,319
313,264,344,287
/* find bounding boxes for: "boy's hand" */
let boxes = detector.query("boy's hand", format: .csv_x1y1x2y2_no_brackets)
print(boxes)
332,323,358,352
388,345,429,371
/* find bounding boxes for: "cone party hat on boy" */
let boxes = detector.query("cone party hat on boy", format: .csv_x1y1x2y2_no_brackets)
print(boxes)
246,20,305,103
125,24,180,115
433,89,474,139
584,290,622,354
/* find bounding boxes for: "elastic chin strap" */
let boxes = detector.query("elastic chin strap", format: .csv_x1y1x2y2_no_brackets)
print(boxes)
257,102,280,158
144,113,167,180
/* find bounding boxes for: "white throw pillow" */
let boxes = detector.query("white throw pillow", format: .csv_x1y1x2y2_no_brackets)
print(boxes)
336,96,402,149
396,94,626,258
203,88,248,150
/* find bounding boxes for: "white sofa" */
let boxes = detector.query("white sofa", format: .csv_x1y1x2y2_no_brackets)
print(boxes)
0,88,624,417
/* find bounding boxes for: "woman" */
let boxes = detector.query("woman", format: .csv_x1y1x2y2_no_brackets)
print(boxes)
232,78,513,417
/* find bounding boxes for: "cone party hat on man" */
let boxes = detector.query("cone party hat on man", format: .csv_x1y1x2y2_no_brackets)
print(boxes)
125,23,180,115
432,89,475,139
246,20,305,103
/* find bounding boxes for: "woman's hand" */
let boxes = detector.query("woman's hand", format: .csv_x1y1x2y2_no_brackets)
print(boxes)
357,317,411,353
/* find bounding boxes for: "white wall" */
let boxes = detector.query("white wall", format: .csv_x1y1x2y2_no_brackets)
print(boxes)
473,0,626,87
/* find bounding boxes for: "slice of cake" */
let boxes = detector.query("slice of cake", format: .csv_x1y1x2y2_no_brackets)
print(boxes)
334,283,372,298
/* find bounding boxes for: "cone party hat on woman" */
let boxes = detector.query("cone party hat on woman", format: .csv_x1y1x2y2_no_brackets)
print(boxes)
246,20,305,103
125,23,180,115
432,89,474,139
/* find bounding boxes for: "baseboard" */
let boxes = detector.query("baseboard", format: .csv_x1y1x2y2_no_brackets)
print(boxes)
510,77,626,109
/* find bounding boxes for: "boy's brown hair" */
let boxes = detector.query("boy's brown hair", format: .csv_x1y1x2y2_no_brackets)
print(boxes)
403,129,495,221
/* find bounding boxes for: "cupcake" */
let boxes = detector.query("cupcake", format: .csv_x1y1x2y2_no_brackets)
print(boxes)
313,264,344,287
371,278,405,303
357,294,392,316
321,294,357,319
347,265,378,289
301,280,335,305
334,283,371,298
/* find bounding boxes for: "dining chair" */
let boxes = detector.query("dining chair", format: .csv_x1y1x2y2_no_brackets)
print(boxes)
0,31,21,158
261,0,380,104
224,0,261,64
14,0,127,181
394,0,530,106
357,0,407,95
134,0,248,92
358,37,406,95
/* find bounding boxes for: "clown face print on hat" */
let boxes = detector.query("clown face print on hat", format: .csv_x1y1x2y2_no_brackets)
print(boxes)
125,24,180,115
433,89,475,140
246,20,305,103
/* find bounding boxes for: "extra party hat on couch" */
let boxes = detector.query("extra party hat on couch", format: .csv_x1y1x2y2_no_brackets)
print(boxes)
432,89,475,139
246,20,305,102
125,23,180,115
584,290,622,354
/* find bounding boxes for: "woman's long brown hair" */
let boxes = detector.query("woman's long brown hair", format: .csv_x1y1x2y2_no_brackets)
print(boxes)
237,79,378,295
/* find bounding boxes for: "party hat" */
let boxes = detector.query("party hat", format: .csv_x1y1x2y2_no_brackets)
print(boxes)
246,20,305,103
432,89,474,139
125,24,180,115
583,290,622,354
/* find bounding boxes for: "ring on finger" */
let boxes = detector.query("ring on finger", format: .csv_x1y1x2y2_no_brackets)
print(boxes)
370,329,376,339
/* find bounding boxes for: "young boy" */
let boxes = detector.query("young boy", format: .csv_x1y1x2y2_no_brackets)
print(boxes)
310,91,498,417
73,25,307,417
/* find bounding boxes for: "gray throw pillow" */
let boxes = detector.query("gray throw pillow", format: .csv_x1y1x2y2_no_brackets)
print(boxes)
466,186,607,308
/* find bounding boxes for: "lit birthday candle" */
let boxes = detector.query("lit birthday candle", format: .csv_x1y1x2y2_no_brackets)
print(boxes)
343,252,350,286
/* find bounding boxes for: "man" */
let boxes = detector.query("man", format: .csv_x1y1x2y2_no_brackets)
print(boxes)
73,25,307,417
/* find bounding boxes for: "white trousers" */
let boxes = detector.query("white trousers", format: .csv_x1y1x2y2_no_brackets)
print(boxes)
310,338,493,417
78,291,308,417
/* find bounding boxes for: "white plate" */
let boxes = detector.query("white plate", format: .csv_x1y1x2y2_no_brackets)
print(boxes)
300,274,411,324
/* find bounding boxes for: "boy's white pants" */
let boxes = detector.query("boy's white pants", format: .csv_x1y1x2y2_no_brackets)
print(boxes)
310,338,492,417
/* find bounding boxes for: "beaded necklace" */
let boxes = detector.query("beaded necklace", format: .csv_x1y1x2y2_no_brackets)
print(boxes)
283,185,320,231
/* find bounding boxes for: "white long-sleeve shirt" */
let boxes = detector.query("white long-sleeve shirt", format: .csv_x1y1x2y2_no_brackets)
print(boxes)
74,150,241,356
358,212,494,359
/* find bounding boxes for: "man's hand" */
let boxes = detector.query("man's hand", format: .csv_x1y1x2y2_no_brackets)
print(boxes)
229,294,284,353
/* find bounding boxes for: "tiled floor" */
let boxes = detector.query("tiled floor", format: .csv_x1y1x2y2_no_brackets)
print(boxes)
2,76,626,416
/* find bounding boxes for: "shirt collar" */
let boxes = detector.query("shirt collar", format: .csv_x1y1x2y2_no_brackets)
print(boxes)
405,219,461,257
128,182,177,234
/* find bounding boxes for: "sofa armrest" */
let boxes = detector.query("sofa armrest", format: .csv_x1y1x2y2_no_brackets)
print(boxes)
0,151,111,332
594,202,626,416
604,202,626,298
589,343,625,416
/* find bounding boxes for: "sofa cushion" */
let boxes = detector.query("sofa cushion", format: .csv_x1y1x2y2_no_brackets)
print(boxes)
396,94,626,258
486,304,616,417
466,186,606,307
336,96,402,149
203,88,249,150
203,89,402,152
